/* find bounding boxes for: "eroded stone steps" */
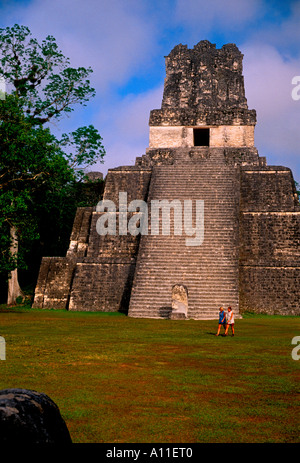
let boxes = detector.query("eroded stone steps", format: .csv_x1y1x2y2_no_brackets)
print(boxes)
129,153,240,319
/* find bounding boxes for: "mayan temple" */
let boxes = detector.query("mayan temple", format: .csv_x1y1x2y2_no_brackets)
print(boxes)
33,41,300,318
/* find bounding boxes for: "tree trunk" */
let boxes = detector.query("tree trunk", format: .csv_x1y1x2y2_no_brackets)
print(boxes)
7,226,24,305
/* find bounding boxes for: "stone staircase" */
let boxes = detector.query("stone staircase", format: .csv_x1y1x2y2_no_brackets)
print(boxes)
128,148,241,319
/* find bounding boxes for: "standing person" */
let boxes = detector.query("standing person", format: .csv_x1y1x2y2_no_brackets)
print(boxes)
225,306,235,336
215,307,226,336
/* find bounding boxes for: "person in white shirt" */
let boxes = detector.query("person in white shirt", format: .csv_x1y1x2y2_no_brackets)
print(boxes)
225,306,235,336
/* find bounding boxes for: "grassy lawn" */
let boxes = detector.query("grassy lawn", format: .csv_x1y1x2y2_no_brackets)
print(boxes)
0,305,299,443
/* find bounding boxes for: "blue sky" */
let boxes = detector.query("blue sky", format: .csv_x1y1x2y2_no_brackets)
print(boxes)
0,0,300,182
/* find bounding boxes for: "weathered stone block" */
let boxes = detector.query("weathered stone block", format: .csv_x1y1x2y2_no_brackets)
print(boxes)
240,267,300,315
33,257,76,309
149,125,255,149
161,41,249,110
0,389,72,444
69,261,136,312
170,284,188,319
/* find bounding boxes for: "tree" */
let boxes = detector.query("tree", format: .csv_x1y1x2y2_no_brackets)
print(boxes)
0,95,71,303
0,25,105,305
0,24,95,125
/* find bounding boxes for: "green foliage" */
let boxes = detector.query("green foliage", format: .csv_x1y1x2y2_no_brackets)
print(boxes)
60,125,105,179
0,94,74,275
0,24,106,297
0,24,95,124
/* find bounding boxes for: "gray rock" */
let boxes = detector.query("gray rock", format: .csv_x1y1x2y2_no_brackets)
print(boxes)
0,388,72,444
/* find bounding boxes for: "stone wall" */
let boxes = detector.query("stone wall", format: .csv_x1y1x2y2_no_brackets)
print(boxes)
103,168,152,205
240,166,299,212
239,166,300,314
67,207,93,258
240,267,300,315
33,167,152,312
32,257,76,309
149,108,256,127
161,41,248,110
149,125,255,148
68,261,136,312
136,147,260,168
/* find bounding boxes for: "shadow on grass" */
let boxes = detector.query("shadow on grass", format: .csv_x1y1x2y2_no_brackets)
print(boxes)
207,332,229,337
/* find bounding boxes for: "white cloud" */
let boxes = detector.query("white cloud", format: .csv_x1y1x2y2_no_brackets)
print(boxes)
1,0,158,92
242,42,300,179
175,0,263,35
94,85,164,175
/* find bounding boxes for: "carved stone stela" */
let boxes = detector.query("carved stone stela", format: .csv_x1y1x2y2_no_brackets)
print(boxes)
171,285,188,320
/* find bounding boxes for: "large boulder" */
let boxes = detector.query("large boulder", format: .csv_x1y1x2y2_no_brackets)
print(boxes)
0,388,72,444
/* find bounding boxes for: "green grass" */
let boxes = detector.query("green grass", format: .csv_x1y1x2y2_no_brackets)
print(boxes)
0,305,299,443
